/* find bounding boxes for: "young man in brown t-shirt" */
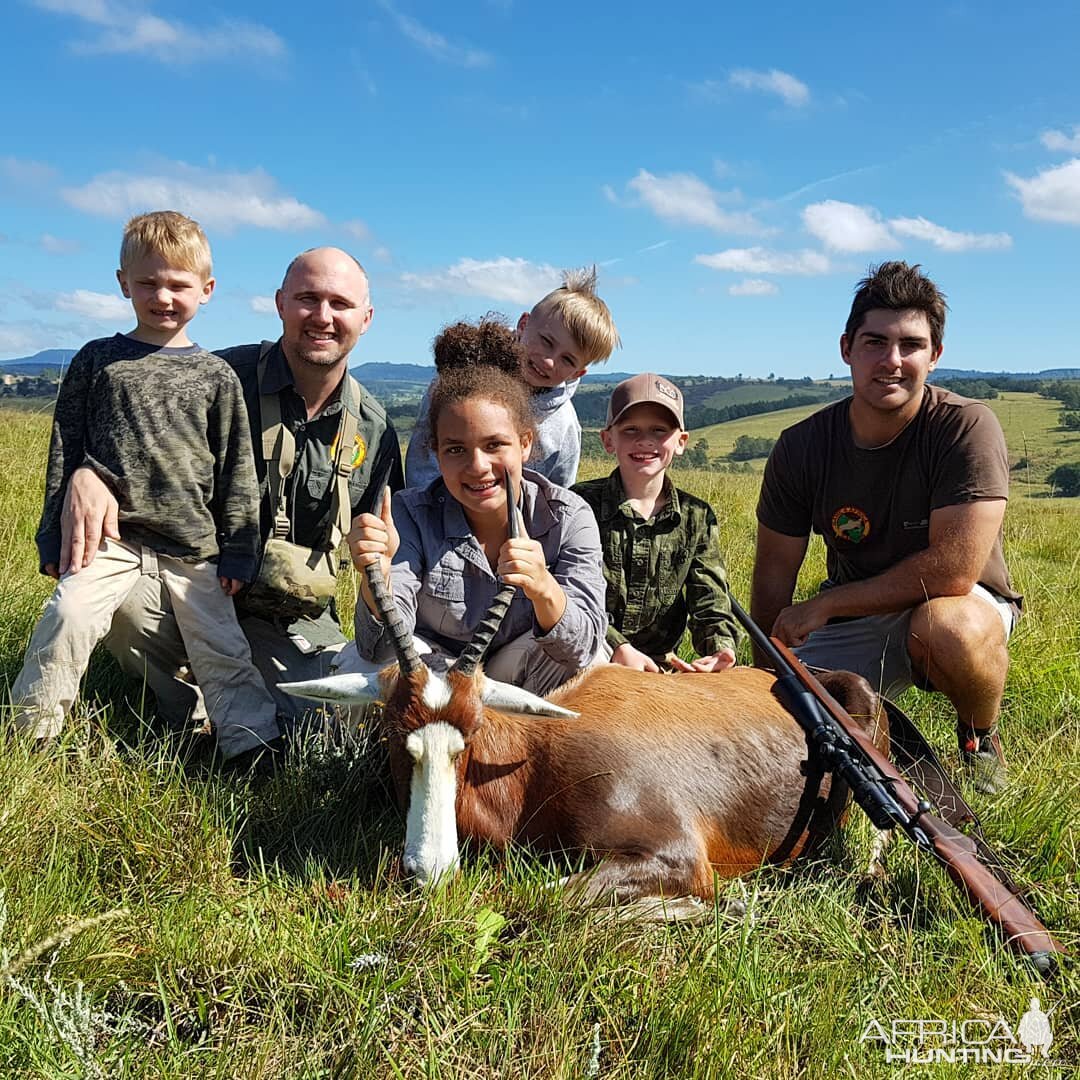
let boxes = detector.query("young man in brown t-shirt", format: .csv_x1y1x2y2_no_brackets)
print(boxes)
751,261,1020,794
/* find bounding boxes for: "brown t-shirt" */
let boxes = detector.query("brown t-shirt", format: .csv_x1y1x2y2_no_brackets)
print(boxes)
756,385,1020,605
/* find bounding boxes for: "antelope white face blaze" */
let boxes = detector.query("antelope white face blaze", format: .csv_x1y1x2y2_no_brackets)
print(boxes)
402,722,466,884
420,671,453,711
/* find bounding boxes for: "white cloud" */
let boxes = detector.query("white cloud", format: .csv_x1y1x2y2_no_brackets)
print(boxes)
341,219,372,241
1041,126,1080,153
376,0,493,68
889,216,1012,252
249,295,276,314
1006,159,1080,225
729,68,810,107
400,257,561,306
62,162,326,231
802,200,896,253
32,0,111,21
54,289,130,321
31,0,285,64
600,183,620,205
372,246,393,262
0,322,67,357
625,169,765,235
0,155,59,189
40,233,81,255
728,278,778,296
694,247,831,275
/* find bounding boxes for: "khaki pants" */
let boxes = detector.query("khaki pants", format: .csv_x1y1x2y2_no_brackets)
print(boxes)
103,567,350,744
12,539,278,757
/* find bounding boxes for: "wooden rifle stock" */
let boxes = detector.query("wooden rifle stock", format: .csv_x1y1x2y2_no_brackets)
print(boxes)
729,598,1065,972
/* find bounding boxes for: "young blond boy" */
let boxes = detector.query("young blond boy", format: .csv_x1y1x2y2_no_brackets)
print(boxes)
404,266,620,488
11,211,279,760
573,373,740,672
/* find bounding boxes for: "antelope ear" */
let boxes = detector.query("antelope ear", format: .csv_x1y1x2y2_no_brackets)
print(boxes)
280,673,382,705
480,676,579,719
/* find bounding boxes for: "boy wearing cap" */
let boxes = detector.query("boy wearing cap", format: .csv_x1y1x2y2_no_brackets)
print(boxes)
573,373,739,672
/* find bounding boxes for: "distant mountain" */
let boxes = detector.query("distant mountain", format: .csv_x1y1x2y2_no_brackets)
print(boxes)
0,349,76,375
932,367,1080,381
3,349,1078,385
350,361,434,381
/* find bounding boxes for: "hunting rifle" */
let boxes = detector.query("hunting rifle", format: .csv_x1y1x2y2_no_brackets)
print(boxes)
729,597,1065,975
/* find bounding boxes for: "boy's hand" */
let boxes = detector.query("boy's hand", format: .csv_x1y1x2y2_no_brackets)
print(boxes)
60,466,121,575
611,642,660,672
220,577,244,596
668,647,737,673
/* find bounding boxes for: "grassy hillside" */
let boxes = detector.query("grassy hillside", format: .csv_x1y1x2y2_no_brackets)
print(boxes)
682,391,1080,498
698,381,835,408
1,406,1077,1077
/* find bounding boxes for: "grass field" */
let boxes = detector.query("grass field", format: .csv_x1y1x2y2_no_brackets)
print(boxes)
1,403,1077,1078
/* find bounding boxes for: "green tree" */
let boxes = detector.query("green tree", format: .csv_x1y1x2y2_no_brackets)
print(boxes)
1059,411,1080,432
1047,463,1080,497
730,435,776,461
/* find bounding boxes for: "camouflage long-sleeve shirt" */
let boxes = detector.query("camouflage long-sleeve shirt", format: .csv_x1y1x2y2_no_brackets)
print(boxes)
35,334,261,581
572,468,739,662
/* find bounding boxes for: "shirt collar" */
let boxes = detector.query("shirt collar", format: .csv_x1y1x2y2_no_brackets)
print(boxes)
260,340,345,421
599,468,681,523
435,470,558,541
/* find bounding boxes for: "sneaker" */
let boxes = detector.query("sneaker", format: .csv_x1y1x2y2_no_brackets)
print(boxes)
959,727,1007,795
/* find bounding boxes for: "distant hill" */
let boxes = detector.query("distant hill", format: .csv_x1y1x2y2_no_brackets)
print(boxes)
932,367,1080,382
0,349,77,375
4,348,1078,386
350,361,433,381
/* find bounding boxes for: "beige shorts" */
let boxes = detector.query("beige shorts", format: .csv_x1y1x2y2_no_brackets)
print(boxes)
793,584,1016,701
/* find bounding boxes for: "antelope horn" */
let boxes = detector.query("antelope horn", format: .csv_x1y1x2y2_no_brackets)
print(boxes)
364,560,424,676
451,471,521,677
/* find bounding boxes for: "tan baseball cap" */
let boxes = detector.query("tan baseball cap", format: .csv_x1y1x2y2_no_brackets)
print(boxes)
605,372,685,429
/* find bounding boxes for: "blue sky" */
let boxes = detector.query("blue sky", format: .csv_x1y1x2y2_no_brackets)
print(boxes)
2,0,1078,377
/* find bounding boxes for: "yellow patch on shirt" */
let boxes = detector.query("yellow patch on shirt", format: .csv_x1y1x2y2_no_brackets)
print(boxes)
330,431,367,470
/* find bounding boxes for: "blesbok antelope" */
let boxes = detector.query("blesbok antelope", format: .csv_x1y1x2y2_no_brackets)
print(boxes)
284,479,889,915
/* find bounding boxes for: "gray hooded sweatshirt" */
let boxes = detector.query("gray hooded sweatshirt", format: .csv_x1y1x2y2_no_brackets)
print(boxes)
404,377,582,489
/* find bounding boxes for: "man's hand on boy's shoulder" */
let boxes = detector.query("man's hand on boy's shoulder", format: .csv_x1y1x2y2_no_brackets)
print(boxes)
668,647,737,673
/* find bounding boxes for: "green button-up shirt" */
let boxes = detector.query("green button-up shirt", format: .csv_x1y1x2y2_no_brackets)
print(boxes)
573,468,739,662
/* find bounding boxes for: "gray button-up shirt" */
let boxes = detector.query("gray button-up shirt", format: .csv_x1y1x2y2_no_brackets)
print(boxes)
354,469,606,668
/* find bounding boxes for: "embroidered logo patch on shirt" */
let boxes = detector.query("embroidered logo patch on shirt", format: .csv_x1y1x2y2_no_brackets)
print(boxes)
832,506,871,544
330,431,368,469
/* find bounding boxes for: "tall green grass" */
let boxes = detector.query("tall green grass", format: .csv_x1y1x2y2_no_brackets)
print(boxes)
1,407,1077,1078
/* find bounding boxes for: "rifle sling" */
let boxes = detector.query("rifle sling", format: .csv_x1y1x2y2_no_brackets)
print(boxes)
879,696,1025,897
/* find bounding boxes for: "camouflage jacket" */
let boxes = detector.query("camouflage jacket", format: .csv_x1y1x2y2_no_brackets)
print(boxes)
36,334,261,580
572,468,739,661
